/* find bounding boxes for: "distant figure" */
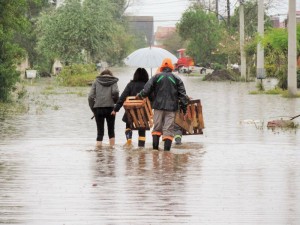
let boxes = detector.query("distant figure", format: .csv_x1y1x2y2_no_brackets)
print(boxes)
96,61,102,72
137,58,189,151
111,68,149,147
88,69,119,148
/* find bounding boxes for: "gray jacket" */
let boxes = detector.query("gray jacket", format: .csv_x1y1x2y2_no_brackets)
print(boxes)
88,75,119,111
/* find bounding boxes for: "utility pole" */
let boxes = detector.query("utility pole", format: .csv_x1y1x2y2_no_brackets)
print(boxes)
288,0,297,95
256,0,265,83
227,0,230,27
216,0,219,19
239,0,246,79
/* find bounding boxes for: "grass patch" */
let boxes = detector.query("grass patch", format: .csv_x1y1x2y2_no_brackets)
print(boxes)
264,88,284,95
56,64,97,86
0,101,29,120
249,87,300,97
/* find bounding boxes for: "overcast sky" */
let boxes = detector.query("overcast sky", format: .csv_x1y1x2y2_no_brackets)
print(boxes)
125,0,298,32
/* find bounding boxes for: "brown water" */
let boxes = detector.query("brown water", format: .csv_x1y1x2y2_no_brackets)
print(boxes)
1,68,299,224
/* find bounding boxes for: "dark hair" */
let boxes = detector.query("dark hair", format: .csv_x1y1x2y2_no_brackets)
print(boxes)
133,68,149,83
100,69,113,76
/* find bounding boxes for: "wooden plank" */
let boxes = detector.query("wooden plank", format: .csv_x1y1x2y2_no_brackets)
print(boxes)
174,98,204,135
123,96,153,130
129,109,139,128
136,108,145,128
146,98,153,117
144,103,153,128
196,101,205,129
140,107,150,129
191,104,198,127
125,110,134,128
175,112,194,134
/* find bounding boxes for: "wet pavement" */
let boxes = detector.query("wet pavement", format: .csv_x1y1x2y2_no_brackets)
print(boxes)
0,68,300,224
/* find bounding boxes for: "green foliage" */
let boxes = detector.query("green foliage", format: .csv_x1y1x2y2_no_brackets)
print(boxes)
36,0,131,65
177,5,222,65
0,0,31,101
162,31,187,55
277,69,300,90
14,0,51,69
261,25,300,88
263,28,288,53
211,63,225,70
230,0,272,37
56,64,97,86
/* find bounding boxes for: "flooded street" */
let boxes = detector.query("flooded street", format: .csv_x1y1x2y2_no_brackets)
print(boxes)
1,67,299,224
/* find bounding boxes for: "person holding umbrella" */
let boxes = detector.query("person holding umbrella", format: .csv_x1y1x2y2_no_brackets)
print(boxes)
137,58,188,151
111,68,150,148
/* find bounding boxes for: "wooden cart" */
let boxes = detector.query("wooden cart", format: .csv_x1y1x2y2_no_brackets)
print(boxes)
123,97,153,130
175,99,204,135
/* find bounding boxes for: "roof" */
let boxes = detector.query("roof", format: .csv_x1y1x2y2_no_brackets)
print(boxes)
155,26,176,40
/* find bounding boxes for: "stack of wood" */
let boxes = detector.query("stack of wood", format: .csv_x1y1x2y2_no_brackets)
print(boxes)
175,99,205,135
123,97,153,130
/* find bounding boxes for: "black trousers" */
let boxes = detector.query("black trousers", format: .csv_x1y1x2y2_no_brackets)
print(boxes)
95,107,115,141
125,123,146,137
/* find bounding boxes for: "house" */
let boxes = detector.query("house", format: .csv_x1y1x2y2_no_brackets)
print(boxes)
154,26,176,47
126,16,154,46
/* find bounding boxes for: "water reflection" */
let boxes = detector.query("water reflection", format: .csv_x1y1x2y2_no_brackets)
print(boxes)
90,145,203,223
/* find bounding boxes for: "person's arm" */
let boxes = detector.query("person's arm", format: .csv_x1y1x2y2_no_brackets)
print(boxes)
111,83,119,104
88,82,96,112
177,78,188,114
113,83,131,112
138,75,156,98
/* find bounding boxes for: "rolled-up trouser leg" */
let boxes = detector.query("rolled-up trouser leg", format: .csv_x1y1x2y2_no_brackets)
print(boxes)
162,111,175,139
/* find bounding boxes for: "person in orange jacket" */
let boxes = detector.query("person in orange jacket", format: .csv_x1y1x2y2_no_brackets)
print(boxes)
137,58,188,151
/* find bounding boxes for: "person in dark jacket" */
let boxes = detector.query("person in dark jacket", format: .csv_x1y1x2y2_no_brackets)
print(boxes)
88,69,119,148
111,68,149,147
137,58,188,151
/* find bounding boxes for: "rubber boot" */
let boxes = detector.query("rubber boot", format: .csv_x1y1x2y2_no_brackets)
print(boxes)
164,139,172,151
152,135,160,150
138,136,146,147
174,135,182,145
125,129,132,145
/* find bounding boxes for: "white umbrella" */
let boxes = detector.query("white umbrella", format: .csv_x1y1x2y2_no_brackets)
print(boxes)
124,46,178,75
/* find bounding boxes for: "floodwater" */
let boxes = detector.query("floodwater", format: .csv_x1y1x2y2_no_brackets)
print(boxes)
0,67,299,225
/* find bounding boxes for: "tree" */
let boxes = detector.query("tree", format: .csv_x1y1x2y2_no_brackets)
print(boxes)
162,31,186,55
36,0,131,65
0,1,36,101
249,25,300,89
14,0,52,72
177,5,222,65
230,0,272,38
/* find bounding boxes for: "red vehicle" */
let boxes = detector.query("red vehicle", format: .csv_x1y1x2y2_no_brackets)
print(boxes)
174,48,195,73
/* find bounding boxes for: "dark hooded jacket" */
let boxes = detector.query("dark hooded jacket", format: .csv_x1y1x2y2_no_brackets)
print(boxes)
88,75,119,111
113,80,146,122
139,68,188,113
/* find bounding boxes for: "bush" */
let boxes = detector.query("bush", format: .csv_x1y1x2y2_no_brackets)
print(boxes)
277,69,300,90
56,64,97,86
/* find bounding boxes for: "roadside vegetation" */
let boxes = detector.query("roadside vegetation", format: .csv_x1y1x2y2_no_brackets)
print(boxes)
1,0,299,112
0,0,146,104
